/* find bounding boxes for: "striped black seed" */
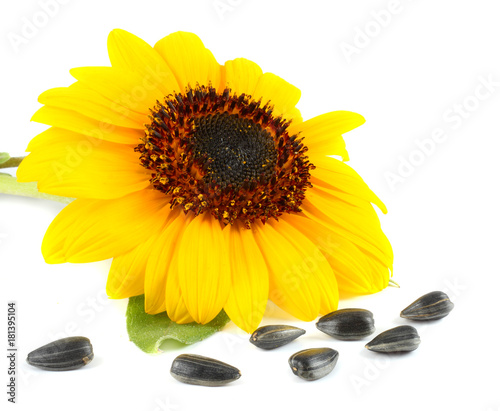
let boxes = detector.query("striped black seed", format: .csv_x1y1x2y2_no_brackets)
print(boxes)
26,336,93,371
400,291,454,321
250,325,305,350
170,354,241,387
316,308,375,340
288,348,339,381
365,325,421,353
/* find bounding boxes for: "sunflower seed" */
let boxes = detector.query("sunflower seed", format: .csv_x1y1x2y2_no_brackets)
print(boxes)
365,325,421,353
26,336,93,371
170,354,241,386
288,348,339,381
316,308,375,340
249,325,305,350
400,291,454,321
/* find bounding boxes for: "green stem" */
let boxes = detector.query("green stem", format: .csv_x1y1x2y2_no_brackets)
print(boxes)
0,174,72,204
388,278,400,288
0,156,25,169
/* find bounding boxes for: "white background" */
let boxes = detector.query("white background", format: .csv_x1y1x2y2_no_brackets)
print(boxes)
1,0,499,410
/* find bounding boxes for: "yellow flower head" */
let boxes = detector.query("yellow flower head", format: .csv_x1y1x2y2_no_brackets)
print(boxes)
17,29,393,333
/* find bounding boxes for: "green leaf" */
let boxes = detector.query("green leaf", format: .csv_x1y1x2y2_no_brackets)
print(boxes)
126,294,231,354
0,152,10,165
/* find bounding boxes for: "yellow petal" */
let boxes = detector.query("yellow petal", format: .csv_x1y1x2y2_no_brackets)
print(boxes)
288,111,366,162
38,85,145,129
42,189,170,264
26,127,71,152
17,131,150,199
143,208,191,315
106,242,155,299
311,175,375,212
272,219,339,315
164,252,195,324
70,66,167,115
107,29,179,96
283,214,386,295
253,219,338,320
311,156,387,213
253,72,301,120
31,106,143,145
154,32,222,92
302,189,393,271
224,222,269,333
286,107,303,124
177,212,231,324
223,58,263,97
309,181,393,274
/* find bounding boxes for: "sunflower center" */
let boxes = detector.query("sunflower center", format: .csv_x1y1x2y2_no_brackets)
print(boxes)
192,112,277,188
136,84,314,227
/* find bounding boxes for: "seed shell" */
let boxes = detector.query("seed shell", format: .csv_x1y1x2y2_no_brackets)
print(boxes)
400,291,454,321
250,325,305,350
170,354,241,387
365,325,421,353
316,308,375,340
26,336,94,371
288,348,339,381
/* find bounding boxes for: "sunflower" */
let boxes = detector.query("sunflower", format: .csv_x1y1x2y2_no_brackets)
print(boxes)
17,29,393,333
